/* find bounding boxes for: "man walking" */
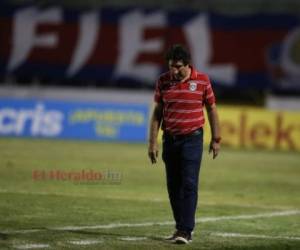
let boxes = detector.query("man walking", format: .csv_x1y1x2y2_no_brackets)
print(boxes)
148,44,221,244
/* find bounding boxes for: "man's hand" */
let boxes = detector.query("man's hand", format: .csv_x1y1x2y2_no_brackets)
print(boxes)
148,142,159,164
148,102,162,164
206,103,221,160
209,140,220,159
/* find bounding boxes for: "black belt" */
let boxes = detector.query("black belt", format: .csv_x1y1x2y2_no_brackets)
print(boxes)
164,128,203,140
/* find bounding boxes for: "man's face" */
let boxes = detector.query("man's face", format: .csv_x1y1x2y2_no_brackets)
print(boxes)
168,60,189,81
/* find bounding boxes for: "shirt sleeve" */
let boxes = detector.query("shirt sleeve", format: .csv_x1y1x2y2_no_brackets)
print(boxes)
154,79,162,103
204,76,216,106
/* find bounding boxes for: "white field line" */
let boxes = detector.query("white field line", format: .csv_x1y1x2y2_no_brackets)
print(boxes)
196,210,300,223
53,210,300,231
2,210,299,234
213,232,300,241
69,239,103,245
13,243,50,249
11,232,300,249
119,237,148,241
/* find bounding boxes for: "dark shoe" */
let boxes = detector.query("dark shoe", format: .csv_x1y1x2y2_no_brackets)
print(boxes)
164,230,180,241
174,231,192,244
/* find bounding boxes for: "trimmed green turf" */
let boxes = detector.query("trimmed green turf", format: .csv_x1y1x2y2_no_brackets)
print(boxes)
0,138,299,249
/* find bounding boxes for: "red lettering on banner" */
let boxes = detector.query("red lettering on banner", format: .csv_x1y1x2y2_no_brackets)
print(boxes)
218,111,298,151
239,112,247,147
220,121,236,146
250,122,271,148
275,113,295,150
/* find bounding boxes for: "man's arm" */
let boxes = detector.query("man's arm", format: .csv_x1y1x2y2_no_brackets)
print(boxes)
206,103,221,159
148,102,163,164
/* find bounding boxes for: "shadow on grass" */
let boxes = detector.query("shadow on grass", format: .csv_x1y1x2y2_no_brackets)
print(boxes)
0,233,8,240
65,229,165,242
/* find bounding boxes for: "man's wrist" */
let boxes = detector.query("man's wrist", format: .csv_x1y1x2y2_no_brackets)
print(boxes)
212,137,221,143
148,139,157,145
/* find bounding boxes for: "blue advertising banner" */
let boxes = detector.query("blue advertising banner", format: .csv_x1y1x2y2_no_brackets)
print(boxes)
0,98,149,142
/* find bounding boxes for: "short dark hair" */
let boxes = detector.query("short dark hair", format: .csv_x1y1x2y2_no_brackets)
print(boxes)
165,44,191,65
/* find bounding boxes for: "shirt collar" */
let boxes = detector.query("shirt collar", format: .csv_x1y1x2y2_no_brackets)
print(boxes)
189,66,198,80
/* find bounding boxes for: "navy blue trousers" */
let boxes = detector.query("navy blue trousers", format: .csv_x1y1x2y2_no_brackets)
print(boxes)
162,130,203,233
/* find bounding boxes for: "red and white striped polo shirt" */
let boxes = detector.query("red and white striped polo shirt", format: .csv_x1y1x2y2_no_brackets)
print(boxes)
154,66,216,135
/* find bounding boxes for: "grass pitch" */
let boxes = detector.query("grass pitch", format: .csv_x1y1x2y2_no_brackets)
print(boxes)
0,138,299,250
